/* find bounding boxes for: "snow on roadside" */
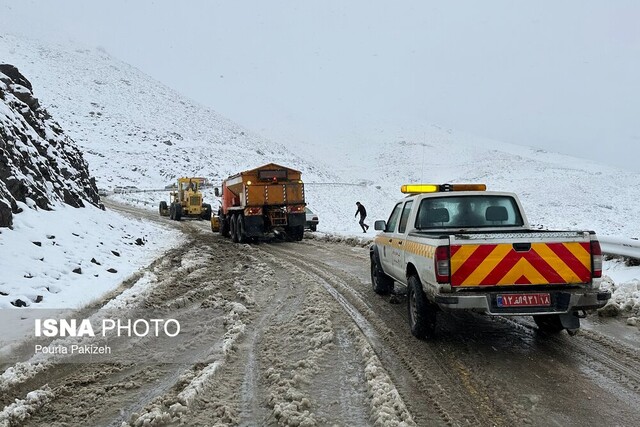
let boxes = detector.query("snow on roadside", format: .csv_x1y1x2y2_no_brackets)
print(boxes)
599,258,640,319
0,386,53,427
0,201,183,309
350,326,416,427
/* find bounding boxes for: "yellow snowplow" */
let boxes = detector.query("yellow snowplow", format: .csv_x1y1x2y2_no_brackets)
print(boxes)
159,177,212,221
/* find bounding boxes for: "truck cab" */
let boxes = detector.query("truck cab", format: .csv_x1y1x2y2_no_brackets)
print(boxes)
370,183,611,339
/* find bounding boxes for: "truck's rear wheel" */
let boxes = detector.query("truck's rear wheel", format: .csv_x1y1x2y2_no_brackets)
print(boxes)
159,201,168,216
371,255,393,295
236,215,247,243
220,214,229,237
230,214,238,242
174,204,182,221
408,275,437,339
533,314,564,334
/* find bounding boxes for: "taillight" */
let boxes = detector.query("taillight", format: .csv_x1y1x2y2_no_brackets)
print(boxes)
287,205,305,213
244,207,263,216
591,240,602,278
435,246,450,283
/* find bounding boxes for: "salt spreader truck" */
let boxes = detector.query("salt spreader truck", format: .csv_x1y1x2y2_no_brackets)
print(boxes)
370,183,611,339
215,163,306,242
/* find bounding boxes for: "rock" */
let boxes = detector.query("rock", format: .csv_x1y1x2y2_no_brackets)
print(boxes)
0,64,32,90
11,298,27,307
0,64,101,228
0,200,12,228
32,241,42,246
72,267,82,274
107,268,118,273
111,250,120,257
46,235,55,239
35,295,43,303
135,237,145,246
627,317,638,326
91,258,101,265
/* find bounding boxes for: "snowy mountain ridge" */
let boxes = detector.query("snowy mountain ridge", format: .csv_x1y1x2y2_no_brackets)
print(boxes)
0,63,99,228
0,34,333,191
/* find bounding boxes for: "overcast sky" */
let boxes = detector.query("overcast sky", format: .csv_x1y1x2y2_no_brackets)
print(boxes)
2,0,639,171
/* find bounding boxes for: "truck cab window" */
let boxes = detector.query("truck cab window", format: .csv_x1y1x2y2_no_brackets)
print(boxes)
386,203,403,232
398,201,414,233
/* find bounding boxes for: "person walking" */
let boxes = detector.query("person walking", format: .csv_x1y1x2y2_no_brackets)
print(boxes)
355,201,369,232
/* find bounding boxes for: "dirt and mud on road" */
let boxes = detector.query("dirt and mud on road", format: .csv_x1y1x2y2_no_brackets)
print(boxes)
1,202,639,427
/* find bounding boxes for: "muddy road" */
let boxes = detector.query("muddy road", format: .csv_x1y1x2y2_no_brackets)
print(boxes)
1,202,639,427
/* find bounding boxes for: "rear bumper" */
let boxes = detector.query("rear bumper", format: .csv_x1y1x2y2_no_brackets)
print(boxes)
434,290,611,315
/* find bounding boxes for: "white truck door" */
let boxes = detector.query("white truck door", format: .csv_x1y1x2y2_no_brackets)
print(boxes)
393,200,414,279
379,202,403,279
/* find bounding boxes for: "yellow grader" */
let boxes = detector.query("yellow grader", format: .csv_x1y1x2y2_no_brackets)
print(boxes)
159,177,212,221
215,163,306,242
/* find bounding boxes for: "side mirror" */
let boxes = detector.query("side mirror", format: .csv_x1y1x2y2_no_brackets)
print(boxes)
374,220,386,231
214,187,220,197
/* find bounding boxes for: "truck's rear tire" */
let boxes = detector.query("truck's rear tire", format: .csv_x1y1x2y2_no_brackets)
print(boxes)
159,201,168,216
175,204,182,221
371,255,393,295
230,214,239,243
533,314,564,334
408,275,437,339
220,214,229,237
236,215,247,243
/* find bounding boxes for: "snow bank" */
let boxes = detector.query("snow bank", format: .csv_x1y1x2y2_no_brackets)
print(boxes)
0,201,182,309
0,386,53,427
599,261,640,319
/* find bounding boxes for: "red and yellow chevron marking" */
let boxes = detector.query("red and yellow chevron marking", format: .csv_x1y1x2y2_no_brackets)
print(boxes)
450,242,592,287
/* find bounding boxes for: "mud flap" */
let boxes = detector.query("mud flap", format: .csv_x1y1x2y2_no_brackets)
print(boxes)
559,312,580,330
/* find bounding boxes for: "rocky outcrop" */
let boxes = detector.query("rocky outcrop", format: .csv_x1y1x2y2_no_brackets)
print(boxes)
0,64,99,227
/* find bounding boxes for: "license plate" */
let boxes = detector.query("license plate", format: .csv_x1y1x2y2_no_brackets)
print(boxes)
497,293,551,307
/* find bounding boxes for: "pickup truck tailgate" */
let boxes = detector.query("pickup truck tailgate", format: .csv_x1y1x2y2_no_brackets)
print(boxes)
449,232,593,287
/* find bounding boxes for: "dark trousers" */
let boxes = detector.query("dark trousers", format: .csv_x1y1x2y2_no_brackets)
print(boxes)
359,215,368,232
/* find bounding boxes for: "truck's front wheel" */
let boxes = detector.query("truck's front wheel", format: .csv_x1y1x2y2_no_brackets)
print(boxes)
371,256,393,295
408,275,436,339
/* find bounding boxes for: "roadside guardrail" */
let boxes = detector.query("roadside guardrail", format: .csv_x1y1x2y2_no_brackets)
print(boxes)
600,236,640,260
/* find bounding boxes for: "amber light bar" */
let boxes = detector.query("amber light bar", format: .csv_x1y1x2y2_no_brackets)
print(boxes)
401,183,486,193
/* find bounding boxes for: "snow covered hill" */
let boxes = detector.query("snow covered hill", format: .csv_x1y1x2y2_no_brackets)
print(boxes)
0,59,180,309
0,34,333,190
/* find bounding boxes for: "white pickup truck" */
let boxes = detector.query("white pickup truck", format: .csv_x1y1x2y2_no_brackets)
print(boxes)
370,184,611,339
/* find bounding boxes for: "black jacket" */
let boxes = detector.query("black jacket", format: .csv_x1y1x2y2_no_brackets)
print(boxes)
355,204,367,218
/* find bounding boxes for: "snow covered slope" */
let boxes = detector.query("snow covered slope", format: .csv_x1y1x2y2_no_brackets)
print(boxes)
0,34,332,190
0,58,180,309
